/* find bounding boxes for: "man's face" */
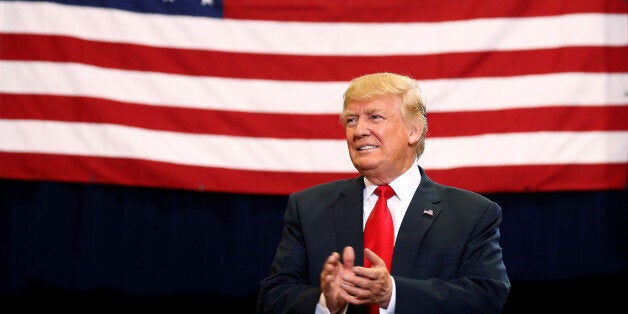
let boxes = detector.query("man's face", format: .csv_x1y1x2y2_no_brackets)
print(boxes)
342,95,421,182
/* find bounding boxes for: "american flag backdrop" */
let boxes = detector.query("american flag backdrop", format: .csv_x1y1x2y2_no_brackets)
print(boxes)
1,0,627,195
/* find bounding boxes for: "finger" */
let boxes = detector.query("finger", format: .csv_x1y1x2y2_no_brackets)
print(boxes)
341,282,369,298
329,251,341,261
326,252,340,266
352,266,377,281
341,292,365,305
354,253,388,281
342,246,355,269
321,252,340,277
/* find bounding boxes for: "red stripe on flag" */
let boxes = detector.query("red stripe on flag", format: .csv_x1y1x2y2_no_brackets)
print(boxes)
427,106,628,137
425,163,628,193
224,0,628,22
1,152,625,195
1,94,626,138
2,33,627,81
0,152,355,195
0,93,344,139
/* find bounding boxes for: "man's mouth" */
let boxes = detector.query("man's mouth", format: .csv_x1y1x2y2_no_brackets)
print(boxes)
357,145,379,151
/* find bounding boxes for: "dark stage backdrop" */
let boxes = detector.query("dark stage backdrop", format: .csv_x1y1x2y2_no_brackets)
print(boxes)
1,179,626,312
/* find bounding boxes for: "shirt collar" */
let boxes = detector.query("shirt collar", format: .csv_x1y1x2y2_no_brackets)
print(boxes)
364,159,421,202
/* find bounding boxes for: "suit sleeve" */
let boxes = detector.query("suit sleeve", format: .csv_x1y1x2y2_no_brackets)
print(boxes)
256,193,322,314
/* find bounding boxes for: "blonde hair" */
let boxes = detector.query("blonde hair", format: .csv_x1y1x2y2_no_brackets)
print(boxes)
342,72,428,158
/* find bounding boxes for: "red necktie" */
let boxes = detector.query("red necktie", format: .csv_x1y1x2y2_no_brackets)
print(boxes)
363,185,395,314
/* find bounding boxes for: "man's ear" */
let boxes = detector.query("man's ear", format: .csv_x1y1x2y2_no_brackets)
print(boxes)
408,123,422,145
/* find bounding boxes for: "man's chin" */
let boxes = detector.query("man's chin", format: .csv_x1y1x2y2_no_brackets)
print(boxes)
353,160,381,174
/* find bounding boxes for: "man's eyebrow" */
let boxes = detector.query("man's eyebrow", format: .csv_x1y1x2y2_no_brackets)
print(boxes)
365,108,388,115
341,111,355,118
342,106,383,116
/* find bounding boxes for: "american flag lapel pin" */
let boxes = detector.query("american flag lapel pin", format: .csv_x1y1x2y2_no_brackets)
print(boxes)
422,209,434,217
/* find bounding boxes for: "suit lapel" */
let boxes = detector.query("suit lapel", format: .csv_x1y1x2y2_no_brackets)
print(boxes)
333,177,367,266
391,167,443,276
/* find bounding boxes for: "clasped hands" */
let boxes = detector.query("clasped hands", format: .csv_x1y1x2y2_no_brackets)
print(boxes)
320,246,393,314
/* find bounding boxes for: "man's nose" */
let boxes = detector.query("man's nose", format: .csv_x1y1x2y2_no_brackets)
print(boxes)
354,118,371,137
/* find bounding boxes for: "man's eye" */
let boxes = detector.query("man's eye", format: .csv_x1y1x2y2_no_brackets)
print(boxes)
370,115,383,120
345,117,357,125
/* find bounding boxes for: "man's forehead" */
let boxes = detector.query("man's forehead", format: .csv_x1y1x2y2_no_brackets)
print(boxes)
345,96,399,113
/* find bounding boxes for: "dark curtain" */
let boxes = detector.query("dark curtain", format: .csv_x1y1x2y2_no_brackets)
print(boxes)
1,179,627,312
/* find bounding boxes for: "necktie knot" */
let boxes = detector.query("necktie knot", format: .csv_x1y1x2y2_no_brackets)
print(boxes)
375,185,395,201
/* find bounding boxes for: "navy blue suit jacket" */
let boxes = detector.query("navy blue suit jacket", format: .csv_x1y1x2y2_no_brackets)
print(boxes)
257,166,510,314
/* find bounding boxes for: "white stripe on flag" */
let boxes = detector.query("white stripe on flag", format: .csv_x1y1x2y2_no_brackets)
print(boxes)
1,2,626,55
1,61,626,114
2,120,627,171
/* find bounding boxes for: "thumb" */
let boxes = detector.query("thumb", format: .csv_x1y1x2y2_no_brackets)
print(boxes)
342,246,355,270
364,248,387,268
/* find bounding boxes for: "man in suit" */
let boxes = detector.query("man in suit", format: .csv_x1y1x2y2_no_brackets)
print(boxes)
257,72,510,314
